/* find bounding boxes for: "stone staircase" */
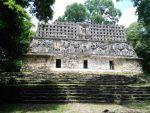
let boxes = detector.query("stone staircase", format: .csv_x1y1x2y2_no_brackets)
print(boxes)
18,84,150,103
0,72,150,103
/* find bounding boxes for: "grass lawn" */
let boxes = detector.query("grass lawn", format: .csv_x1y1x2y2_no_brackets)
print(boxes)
0,103,150,113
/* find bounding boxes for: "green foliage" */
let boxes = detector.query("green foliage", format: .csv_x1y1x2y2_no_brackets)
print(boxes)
89,13,105,24
0,0,55,72
0,104,68,113
125,22,142,48
13,0,55,22
2,59,22,72
31,0,55,22
130,0,150,73
85,0,121,24
126,22,150,73
136,0,150,26
117,0,150,73
0,0,32,71
57,0,121,24
57,3,88,22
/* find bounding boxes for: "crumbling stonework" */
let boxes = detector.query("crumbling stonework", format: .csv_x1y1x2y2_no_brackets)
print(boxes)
22,22,142,74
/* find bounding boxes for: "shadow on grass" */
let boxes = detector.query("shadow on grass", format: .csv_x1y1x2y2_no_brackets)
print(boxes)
0,103,67,113
0,82,67,112
123,102,150,110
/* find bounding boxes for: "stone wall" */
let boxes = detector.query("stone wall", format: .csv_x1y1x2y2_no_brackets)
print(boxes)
22,55,142,74
30,22,137,58
37,22,126,42
28,38,137,57
22,22,142,74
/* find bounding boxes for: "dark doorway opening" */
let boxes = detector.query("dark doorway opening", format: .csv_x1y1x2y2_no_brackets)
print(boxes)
83,60,88,69
56,59,61,68
109,61,114,70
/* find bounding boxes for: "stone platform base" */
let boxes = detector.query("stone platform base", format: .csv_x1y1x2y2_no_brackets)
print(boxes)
0,72,149,104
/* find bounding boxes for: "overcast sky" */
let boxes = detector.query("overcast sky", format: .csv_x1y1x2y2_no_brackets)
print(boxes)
31,0,138,31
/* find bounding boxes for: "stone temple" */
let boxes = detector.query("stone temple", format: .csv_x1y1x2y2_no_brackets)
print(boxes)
22,21,142,74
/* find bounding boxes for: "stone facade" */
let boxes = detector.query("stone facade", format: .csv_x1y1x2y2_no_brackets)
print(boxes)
22,22,142,74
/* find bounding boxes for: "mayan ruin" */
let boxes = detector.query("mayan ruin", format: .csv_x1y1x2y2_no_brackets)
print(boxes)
1,1,150,112
22,21,142,74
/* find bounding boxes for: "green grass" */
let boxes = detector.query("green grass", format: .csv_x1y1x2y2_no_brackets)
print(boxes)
0,103,149,113
0,104,68,113
123,102,150,110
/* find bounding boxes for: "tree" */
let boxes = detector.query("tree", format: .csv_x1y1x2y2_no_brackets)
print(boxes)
0,0,55,71
30,0,55,22
117,0,150,26
131,0,150,26
125,22,141,48
57,0,121,24
85,0,121,24
117,0,150,73
57,3,88,22
126,22,150,73
132,0,150,73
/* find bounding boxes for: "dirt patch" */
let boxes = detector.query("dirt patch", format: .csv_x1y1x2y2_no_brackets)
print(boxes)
66,103,147,113
0,103,149,113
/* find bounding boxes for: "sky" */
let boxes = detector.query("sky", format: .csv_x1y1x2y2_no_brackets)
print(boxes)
31,0,138,31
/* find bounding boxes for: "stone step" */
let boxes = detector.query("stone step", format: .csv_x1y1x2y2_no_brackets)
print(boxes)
1,73,142,85
20,95,150,101
18,87,150,93
20,99,108,103
20,96,150,103
1,72,149,104
21,89,150,94
19,77,138,81
1,90,150,103
16,78,139,85
20,96,116,103
21,91,150,95
20,90,150,95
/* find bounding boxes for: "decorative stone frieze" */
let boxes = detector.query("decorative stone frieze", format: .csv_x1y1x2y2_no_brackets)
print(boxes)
22,22,143,74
